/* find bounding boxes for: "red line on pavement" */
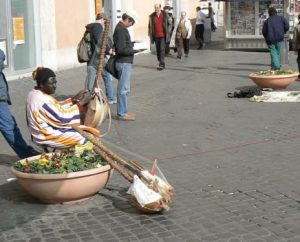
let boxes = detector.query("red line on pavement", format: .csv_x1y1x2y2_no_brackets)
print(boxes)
157,134,300,161
112,119,300,163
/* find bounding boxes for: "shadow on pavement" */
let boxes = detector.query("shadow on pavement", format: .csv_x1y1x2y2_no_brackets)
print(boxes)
236,85,261,91
0,180,46,232
0,154,19,166
99,185,163,215
216,66,259,72
236,62,269,66
98,185,139,214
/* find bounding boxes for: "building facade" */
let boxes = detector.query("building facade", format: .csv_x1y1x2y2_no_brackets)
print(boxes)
223,0,291,49
1,0,210,78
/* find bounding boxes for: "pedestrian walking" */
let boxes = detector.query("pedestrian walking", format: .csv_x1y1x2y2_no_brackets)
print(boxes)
171,11,192,59
262,6,289,70
163,4,174,56
293,13,300,79
207,3,217,32
149,3,171,70
85,13,116,104
195,6,206,50
113,10,143,121
0,49,39,159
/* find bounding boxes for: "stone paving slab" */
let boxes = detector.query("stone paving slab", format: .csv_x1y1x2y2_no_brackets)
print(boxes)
1,42,300,241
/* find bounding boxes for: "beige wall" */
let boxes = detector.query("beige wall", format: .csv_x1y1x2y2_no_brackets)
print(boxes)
55,0,91,49
132,0,155,39
44,0,205,71
54,0,201,53
132,0,200,42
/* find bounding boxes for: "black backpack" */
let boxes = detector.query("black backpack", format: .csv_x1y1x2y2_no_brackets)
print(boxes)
77,31,92,63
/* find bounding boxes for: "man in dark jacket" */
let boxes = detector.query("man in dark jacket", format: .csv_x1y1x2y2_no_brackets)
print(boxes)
85,13,116,104
262,6,289,70
0,49,39,158
163,4,174,56
207,3,216,32
113,10,142,121
149,3,170,70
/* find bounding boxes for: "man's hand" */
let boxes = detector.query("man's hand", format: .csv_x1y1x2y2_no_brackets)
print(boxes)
78,91,92,106
73,90,88,102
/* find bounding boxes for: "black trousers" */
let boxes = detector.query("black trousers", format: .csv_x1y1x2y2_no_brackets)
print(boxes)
195,24,204,48
154,37,165,67
211,21,216,31
297,50,300,74
175,38,190,57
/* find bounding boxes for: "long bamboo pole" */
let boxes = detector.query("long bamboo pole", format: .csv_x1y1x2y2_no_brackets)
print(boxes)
73,126,143,174
93,146,133,182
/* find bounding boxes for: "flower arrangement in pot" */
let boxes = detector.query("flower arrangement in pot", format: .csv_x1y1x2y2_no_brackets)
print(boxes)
11,142,113,204
249,69,299,89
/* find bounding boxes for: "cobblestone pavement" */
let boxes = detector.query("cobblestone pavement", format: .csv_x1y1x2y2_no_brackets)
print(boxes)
1,41,300,242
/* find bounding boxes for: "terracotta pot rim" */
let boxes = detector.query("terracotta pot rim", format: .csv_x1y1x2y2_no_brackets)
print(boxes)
11,164,113,180
249,72,299,79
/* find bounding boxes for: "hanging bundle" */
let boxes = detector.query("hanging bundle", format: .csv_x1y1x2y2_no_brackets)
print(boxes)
73,126,174,213
84,19,111,128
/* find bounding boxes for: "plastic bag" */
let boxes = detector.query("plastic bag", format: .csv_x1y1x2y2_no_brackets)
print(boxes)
127,175,162,207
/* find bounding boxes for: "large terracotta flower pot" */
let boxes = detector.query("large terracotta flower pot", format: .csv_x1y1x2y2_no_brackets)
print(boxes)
249,72,299,89
11,155,113,204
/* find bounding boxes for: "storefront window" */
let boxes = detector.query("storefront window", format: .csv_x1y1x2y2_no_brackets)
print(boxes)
230,2,255,35
11,0,36,71
259,0,285,34
258,0,271,35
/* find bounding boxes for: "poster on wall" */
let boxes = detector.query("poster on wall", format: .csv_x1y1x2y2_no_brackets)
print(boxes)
13,17,25,45
0,40,7,66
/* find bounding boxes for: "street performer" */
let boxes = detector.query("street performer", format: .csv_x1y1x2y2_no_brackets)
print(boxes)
26,67,99,149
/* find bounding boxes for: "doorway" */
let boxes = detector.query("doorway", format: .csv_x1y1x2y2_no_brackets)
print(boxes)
0,0,37,75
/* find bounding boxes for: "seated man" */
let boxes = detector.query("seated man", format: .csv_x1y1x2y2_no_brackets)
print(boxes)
26,67,99,149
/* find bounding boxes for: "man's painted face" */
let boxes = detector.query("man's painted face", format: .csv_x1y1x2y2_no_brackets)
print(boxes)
41,77,57,95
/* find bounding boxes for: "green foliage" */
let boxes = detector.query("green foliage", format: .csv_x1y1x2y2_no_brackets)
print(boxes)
13,149,107,174
254,69,297,76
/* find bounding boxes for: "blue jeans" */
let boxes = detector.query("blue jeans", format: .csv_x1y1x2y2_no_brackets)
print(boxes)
115,62,132,116
86,63,116,102
103,58,116,102
0,103,39,159
85,65,97,92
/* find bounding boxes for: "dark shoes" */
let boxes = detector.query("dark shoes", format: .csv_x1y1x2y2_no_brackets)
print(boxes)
157,64,165,71
177,56,181,59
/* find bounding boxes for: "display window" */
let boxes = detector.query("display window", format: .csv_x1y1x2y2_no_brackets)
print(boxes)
230,2,255,35
229,0,285,36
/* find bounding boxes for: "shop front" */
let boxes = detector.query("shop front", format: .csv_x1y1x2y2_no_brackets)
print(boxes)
0,0,38,76
223,0,289,49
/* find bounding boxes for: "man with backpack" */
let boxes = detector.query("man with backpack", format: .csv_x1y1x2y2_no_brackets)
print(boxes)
83,13,116,104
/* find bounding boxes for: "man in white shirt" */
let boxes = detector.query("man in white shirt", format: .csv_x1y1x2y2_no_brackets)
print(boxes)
195,6,206,49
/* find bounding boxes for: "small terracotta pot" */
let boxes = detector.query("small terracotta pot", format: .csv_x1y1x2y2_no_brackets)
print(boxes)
249,72,299,89
11,155,113,204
